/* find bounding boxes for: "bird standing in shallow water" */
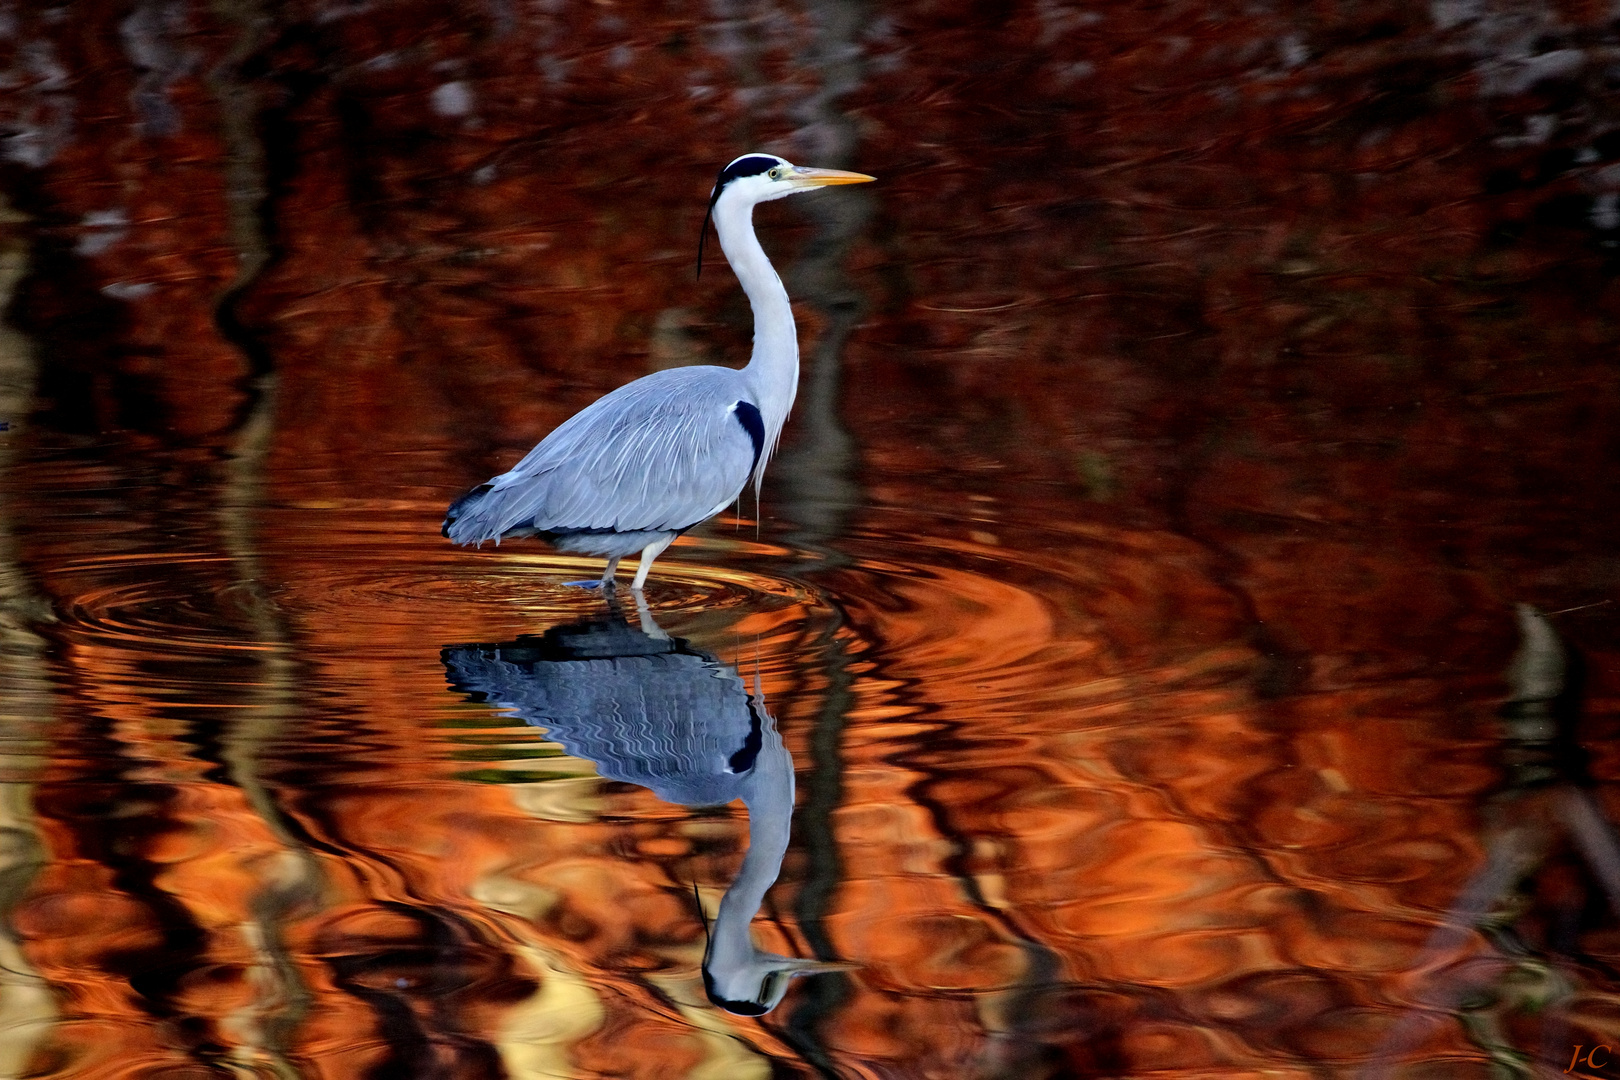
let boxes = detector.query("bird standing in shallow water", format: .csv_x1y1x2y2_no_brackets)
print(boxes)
443,153,875,590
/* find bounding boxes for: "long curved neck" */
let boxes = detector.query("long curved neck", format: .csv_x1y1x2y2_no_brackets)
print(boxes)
713,193,798,474
713,730,794,943
702,713,797,1007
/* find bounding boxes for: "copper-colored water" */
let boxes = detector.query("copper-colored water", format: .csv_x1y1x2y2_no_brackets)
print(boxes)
2,1,1619,1076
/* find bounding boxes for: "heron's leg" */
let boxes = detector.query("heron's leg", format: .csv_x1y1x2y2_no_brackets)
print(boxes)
631,536,675,590
599,556,621,588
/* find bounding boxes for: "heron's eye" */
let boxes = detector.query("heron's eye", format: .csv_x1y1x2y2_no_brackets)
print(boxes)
767,167,781,180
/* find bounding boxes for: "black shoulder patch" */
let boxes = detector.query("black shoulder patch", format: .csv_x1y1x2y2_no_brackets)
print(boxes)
731,400,765,472
727,706,764,773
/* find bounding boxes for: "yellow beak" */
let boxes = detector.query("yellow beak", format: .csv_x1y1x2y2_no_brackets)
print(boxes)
788,167,877,187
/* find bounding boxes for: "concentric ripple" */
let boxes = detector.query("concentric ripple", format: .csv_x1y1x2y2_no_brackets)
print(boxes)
52,553,278,654
42,504,828,661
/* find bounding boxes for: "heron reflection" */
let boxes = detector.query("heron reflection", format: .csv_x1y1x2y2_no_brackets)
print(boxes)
442,599,852,1014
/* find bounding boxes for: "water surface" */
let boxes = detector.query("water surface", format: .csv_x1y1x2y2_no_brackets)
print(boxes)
2,1,1620,1076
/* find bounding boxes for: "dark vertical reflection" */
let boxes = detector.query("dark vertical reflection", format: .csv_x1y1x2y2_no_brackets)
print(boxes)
251,701,532,1078
317,901,516,1080
781,631,854,1079
770,0,876,1066
205,27,329,1033
205,0,280,401
216,354,322,1067
897,719,1076,1080
777,0,873,550
0,190,57,1070
30,706,216,1062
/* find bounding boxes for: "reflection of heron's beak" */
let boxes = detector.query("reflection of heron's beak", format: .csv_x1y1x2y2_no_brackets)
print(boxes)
781,957,862,974
789,167,877,187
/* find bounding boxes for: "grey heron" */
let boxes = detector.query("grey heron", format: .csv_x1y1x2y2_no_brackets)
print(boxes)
443,602,856,1014
443,153,875,589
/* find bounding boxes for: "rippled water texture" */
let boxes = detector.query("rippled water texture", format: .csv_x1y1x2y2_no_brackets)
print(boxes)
2,1,1620,1077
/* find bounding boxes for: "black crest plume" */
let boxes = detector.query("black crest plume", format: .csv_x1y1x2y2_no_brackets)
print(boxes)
697,155,780,280
693,879,710,942
697,182,724,281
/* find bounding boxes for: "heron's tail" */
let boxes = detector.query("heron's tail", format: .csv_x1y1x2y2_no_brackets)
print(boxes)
442,484,495,543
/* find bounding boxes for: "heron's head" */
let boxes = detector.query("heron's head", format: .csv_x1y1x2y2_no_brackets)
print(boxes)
710,152,874,206
699,153,874,276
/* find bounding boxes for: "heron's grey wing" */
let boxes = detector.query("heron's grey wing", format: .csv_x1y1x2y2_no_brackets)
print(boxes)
478,367,760,539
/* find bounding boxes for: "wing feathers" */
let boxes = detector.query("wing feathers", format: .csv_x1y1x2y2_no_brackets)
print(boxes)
445,367,760,545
